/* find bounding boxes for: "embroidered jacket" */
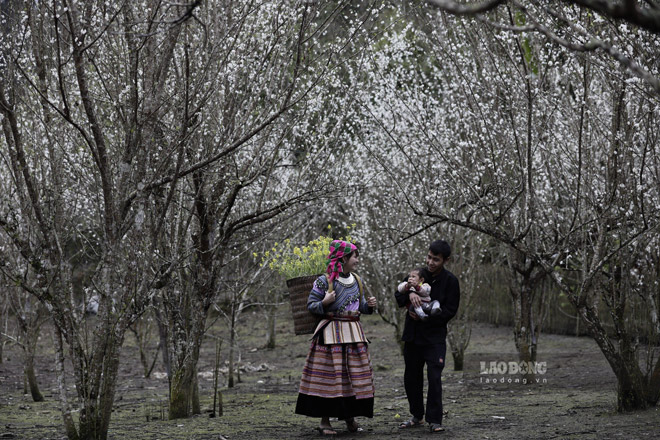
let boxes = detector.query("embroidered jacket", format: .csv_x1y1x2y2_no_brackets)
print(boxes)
307,273,373,344
307,273,372,316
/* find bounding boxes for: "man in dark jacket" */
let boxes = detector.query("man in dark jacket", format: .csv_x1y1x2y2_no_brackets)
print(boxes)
395,240,460,433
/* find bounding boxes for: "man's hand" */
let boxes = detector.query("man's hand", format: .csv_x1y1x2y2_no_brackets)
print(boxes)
408,308,420,320
409,292,422,308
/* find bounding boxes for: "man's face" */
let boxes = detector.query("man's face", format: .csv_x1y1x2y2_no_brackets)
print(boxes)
426,251,445,275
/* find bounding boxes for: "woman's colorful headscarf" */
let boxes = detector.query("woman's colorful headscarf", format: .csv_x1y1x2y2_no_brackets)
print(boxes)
326,239,357,282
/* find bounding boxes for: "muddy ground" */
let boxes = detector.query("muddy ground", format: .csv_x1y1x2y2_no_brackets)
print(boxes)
1,308,658,439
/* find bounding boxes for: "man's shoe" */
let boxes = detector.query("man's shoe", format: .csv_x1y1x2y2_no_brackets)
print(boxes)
399,416,424,429
429,423,445,433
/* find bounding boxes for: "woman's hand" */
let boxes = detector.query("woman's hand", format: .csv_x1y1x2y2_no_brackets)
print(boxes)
322,291,336,306
367,296,377,308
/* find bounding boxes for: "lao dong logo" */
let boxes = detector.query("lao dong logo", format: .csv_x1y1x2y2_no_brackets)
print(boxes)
479,361,548,385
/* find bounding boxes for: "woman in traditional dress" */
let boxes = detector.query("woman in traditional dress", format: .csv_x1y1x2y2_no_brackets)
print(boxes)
295,240,378,435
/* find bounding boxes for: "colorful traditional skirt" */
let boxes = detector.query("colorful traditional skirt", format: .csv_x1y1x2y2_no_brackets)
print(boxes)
295,318,374,419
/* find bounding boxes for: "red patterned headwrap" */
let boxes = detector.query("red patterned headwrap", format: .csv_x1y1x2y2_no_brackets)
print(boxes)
326,239,357,282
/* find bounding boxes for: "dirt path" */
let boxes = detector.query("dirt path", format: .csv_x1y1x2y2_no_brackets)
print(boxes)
0,311,658,439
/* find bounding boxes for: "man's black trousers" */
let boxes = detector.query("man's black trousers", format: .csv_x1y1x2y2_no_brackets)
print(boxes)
403,341,447,425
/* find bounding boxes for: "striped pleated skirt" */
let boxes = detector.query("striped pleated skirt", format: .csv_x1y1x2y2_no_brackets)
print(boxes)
295,330,374,419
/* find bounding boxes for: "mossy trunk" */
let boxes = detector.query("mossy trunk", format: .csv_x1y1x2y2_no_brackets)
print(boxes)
77,398,117,440
168,358,201,418
77,405,102,440
75,381,118,440
616,370,649,412
167,298,206,419
169,365,194,419
74,328,124,440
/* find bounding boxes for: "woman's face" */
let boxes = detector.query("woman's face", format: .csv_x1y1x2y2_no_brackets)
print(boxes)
343,252,359,273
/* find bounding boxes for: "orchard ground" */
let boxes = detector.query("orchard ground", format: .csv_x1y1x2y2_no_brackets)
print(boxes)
1,307,658,439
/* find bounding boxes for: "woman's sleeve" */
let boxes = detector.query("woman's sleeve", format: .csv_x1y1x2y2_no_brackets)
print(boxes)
359,283,374,314
307,276,327,315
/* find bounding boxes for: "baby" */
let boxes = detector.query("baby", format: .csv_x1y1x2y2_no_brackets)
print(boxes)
397,268,441,321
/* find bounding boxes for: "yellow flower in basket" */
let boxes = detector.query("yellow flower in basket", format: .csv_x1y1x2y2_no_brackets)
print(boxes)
262,228,353,280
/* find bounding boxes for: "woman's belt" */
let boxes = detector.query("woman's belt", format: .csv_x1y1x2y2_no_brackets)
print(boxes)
327,315,360,322
324,311,361,322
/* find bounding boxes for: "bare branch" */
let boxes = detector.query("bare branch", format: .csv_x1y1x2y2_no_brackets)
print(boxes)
428,0,660,33
566,0,660,34
426,0,506,15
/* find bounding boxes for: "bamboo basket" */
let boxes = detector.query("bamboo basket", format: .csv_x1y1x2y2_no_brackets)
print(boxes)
287,274,322,335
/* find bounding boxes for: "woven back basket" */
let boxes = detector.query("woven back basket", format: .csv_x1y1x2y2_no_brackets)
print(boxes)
287,274,322,335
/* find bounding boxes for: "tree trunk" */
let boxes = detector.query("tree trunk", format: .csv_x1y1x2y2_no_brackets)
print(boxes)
169,363,194,419
98,340,122,438
265,307,276,349
508,251,546,383
227,338,235,388
450,347,464,371
53,327,79,440
77,403,101,440
447,319,471,372
75,328,124,440
228,311,237,388
167,303,206,419
133,327,150,377
16,306,46,402
510,277,536,382
154,304,171,377
0,304,5,364
192,372,201,415
576,301,658,411
25,351,44,402
65,268,126,440
647,357,660,405
616,367,648,411
395,324,404,356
